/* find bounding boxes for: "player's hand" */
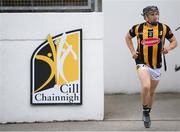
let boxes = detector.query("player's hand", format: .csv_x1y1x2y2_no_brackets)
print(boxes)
161,47,170,54
132,52,139,59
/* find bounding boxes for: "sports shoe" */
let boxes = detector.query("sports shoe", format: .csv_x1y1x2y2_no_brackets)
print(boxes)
143,110,151,128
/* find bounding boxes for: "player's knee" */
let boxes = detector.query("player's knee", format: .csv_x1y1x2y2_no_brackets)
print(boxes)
143,85,150,93
150,91,155,97
143,84,150,90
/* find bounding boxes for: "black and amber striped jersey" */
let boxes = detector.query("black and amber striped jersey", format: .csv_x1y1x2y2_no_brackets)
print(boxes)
129,22,174,69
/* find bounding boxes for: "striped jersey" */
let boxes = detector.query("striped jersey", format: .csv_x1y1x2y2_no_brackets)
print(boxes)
129,22,174,69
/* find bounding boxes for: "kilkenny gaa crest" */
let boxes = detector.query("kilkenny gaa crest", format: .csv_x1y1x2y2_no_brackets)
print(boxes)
31,29,82,105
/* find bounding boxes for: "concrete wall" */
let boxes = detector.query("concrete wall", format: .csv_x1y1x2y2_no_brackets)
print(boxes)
0,13,104,123
104,0,180,94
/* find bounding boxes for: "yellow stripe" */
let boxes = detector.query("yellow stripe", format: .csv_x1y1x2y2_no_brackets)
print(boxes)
135,25,141,51
135,25,139,36
143,24,148,65
152,25,158,68
162,24,167,46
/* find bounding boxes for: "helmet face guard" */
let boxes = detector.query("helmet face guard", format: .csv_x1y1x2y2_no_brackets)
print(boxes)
142,6,159,26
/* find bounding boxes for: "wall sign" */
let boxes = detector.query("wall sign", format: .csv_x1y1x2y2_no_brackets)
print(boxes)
31,29,82,105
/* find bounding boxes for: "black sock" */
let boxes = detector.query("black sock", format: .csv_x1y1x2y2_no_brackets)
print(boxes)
142,105,151,114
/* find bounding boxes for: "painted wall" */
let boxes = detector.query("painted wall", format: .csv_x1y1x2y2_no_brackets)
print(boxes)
104,0,180,93
0,13,104,123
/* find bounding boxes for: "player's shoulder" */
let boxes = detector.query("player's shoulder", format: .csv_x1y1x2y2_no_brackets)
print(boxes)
133,23,146,30
132,23,142,27
131,23,143,30
158,22,170,28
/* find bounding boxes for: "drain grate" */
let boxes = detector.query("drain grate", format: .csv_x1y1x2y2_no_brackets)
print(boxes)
0,0,93,12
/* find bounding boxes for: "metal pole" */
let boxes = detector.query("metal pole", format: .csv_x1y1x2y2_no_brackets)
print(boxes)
94,0,102,12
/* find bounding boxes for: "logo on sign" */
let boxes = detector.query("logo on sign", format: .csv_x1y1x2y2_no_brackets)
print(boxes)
31,29,82,105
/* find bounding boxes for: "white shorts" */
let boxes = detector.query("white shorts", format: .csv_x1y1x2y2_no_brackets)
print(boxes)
136,64,161,80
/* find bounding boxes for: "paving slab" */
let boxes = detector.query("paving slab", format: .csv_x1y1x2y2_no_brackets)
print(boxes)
1,93,180,131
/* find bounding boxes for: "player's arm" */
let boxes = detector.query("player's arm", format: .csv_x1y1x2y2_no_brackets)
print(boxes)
167,36,177,51
125,32,138,59
162,25,178,54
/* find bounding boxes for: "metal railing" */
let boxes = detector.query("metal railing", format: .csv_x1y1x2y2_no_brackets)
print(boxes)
0,0,102,12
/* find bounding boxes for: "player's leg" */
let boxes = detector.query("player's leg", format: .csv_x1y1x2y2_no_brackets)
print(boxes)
148,79,159,108
137,65,151,128
137,66,151,107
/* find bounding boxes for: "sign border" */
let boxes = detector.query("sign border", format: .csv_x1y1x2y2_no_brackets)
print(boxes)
30,29,82,105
